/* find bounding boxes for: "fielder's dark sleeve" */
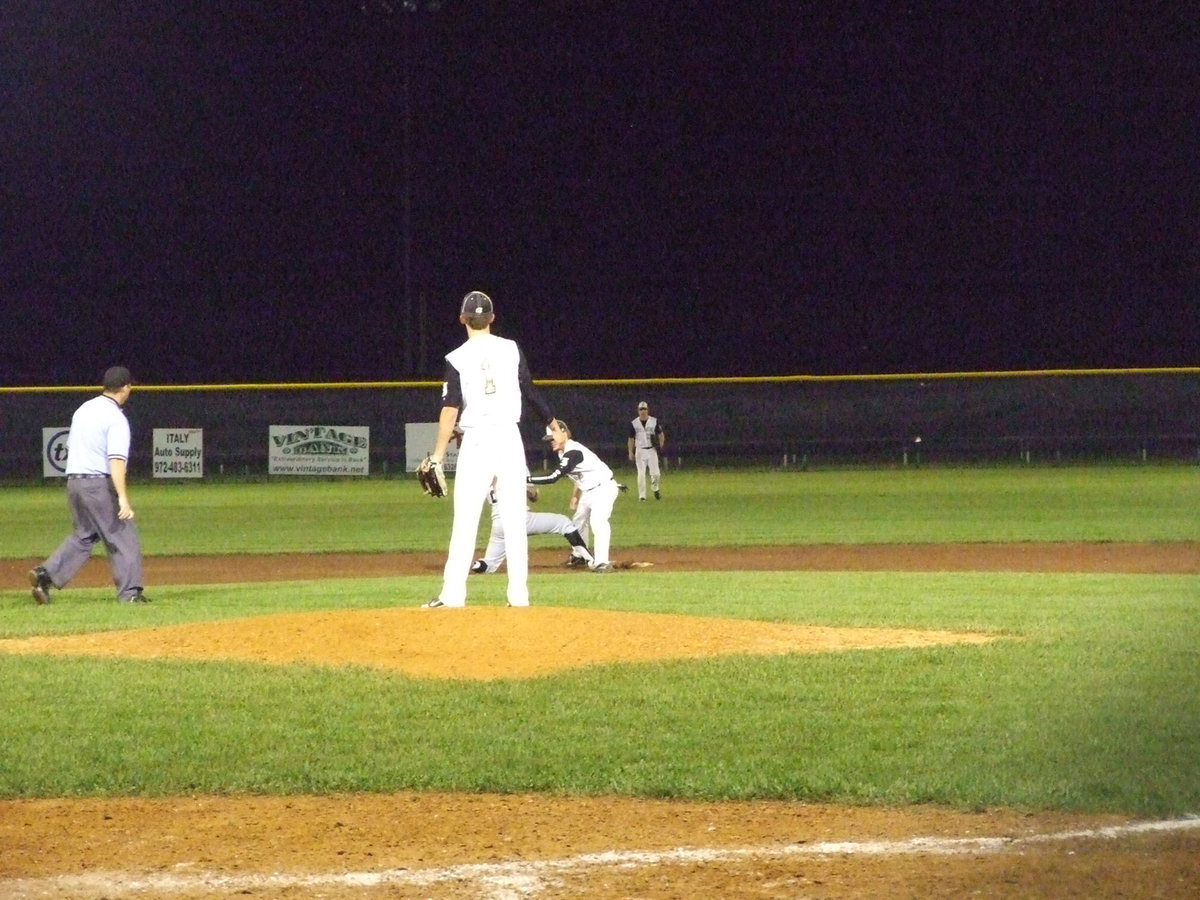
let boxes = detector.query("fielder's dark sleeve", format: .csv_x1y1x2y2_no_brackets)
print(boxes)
441,362,463,409
528,449,584,485
517,348,554,425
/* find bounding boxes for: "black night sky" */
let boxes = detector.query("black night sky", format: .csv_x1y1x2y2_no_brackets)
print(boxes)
2,2,1197,386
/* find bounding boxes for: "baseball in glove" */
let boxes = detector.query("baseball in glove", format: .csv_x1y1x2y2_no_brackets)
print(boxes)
418,456,448,498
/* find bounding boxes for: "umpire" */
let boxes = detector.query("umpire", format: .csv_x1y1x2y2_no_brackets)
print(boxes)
29,366,150,604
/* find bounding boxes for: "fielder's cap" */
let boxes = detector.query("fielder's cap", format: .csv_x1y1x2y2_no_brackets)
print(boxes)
541,419,568,440
460,290,493,317
102,366,133,390
637,400,648,410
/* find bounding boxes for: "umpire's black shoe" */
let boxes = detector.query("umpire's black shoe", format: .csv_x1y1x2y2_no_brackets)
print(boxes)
121,590,152,603
29,567,53,605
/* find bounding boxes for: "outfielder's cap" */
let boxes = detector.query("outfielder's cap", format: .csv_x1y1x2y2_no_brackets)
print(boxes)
102,366,133,390
637,401,648,409
460,291,493,317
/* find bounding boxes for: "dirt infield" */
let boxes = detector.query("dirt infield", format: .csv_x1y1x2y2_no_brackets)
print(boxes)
2,542,1198,898
4,541,1198,588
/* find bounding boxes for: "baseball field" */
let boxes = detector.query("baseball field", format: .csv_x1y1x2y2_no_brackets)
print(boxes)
1,466,1198,898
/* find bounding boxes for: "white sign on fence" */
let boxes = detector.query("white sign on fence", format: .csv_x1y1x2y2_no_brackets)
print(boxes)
152,428,204,478
268,425,370,476
42,427,70,478
404,423,460,472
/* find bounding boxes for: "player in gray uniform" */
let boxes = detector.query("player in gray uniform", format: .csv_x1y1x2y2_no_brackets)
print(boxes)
29,366,150,604
627,400,665,501
528,419,622,573
471,476,595,574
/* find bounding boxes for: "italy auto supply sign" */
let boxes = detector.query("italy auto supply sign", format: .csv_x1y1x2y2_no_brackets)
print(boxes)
268,425,370,476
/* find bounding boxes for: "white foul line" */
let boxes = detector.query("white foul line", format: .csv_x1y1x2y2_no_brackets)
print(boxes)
3,816,1197,899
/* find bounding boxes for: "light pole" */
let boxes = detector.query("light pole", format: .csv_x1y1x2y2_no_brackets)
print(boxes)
361,0,440,375
405,1,440,375
401,8,413,374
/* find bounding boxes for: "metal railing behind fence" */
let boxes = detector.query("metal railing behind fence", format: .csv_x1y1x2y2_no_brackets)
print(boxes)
2,368,1197,479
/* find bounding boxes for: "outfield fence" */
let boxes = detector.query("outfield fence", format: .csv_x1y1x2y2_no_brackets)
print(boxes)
1,368,1197,479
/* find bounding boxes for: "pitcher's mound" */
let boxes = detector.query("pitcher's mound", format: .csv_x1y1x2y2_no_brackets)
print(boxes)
0,607,996,680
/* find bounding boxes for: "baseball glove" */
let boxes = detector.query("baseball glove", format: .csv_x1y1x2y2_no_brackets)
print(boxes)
418,456,448,498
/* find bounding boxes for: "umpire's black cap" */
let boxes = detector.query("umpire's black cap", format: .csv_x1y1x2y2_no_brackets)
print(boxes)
102,366,134,390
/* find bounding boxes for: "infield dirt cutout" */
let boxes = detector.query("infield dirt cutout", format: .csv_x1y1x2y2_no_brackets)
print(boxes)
2,542,1198,898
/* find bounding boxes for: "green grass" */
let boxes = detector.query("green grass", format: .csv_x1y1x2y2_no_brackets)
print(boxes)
4,465,1198,557
0,466,1197,815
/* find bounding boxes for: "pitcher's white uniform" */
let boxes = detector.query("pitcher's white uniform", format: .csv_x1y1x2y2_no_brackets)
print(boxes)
436,334,552,606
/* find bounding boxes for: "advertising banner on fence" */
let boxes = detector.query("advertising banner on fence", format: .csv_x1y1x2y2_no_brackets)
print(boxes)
42,427,70,478
404,423,460,472
268,425,370,476
153,428,204,478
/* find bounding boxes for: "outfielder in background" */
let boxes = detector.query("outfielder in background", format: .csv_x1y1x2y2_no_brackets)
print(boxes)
422,291,555,608
471,476,595,574
29,366,151,604
627,400,665,501
529,419,622,573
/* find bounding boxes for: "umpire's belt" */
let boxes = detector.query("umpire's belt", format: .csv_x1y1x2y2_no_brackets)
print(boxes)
67,473,109,479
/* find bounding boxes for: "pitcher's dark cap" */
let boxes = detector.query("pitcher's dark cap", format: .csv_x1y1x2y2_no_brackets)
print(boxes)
103,366,133,390
460,291,493,316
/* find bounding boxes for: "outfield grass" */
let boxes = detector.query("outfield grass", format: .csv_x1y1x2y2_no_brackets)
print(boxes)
5,465,1198,556
1,467,1197,815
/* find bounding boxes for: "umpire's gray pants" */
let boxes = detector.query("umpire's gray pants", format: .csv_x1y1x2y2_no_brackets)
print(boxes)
42,477,145,601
